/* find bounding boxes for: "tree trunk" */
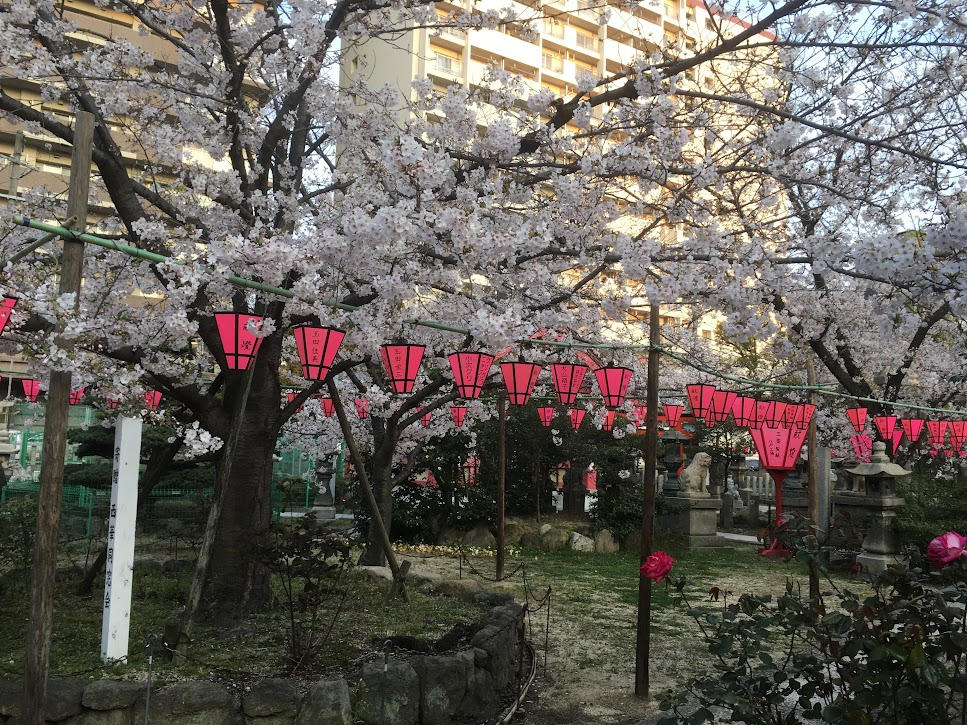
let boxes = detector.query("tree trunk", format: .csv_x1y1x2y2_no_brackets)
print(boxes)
359,452,395,566
204,407,276,623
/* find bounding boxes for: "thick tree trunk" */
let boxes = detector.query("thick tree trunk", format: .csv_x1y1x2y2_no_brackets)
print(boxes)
204,403,276,623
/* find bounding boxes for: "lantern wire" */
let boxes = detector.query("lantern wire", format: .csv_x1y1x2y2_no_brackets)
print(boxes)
9,216,967,417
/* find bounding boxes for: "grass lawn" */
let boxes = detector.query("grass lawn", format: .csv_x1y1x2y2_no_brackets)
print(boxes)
0,559,489,688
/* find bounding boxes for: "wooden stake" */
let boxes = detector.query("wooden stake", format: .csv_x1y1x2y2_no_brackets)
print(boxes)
326,381,408,602
24,111,93,725
635,302,661,698
496,394,507,581
806,358,820,601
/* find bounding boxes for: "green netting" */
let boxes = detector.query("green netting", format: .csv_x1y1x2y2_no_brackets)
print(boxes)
0,476,316,538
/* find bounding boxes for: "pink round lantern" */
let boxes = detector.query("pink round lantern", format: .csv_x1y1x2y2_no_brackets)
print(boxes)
448,351,494,399
568,408,586,430
686,383,716,420
663,403,683,428
550,363,589,405
0,296,16,336
499,361,542,406
380,343,426,394
294,326,345,381
215,312,266,371
22,379,40,402
846,407,867,434
538,406,555,427
594,366,632,408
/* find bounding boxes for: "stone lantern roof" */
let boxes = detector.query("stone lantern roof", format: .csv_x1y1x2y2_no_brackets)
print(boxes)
845,441,910,478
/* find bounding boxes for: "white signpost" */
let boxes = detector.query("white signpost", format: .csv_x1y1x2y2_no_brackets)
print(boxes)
100,415,142,662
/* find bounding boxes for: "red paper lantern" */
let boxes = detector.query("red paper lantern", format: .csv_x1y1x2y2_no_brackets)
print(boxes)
686,383,716,419
749,423,809,528
538,406,555,427
550,363,588,405
144,391,162,410
286,391,303,413
751,400,770,430
380,343,426,394
949,421,967,454
731,396,756,427
900,418,924,443
763,401,787,428
215,312,266,371
420,408,432,427
499,361,542,405
568,408,586,430
926,420,948,449
663,403,683,428
793,404,815,430
321,398,335,417
634,404,648,423
851,434,873,461
105,391,121,410
707,390,737,424
873,415,897,440
594,366,632,408
69,387,85,405
355,399,369,419
891,429,904,456
846,407,867,434
22,379,40,402
601,410,617,431
782,404,800,427
450,406,467,427
448,351,494,399
294,326,345,381
0,296,16,336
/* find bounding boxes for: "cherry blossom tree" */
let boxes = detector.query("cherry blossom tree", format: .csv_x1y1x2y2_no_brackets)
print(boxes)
2,0,967,619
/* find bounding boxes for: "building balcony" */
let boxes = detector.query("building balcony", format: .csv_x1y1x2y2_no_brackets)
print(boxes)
471,28,542,68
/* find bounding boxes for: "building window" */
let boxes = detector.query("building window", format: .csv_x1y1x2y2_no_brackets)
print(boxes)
543,19,565,38
435,55,463,75
575,29,597,50
542,52,565,74
664,0,678,16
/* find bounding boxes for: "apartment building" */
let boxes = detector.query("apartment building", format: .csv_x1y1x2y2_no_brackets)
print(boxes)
341,0,777,346
343,0,715,108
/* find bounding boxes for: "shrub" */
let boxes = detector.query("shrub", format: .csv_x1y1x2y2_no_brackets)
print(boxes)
252,513,358,673
896,470,967,551
658,547,967,723
0,496,38,586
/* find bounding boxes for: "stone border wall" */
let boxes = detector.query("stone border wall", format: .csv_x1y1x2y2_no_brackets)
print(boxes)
0,603,524,725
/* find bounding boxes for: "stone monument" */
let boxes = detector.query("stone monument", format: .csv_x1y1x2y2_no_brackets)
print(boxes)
663,452,722,548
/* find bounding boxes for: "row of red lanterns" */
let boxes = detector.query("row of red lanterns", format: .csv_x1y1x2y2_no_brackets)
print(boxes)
685,383,816,432
214,314,639,407
845,408,967,460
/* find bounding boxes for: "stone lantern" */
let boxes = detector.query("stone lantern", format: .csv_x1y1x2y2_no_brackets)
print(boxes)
846,441,909,575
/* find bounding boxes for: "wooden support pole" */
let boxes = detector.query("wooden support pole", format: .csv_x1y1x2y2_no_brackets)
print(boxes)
806,358,820,601
326,381,408,602
496,394,507,581
24,111,94,725
635,302,661,698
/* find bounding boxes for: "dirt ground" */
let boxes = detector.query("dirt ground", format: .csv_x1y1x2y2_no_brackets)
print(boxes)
403,543,824,725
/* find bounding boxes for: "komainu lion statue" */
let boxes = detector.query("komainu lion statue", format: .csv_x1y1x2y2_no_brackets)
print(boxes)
679,452,712,496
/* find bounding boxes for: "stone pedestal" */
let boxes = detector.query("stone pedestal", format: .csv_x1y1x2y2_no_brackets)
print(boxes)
663,496,723,548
